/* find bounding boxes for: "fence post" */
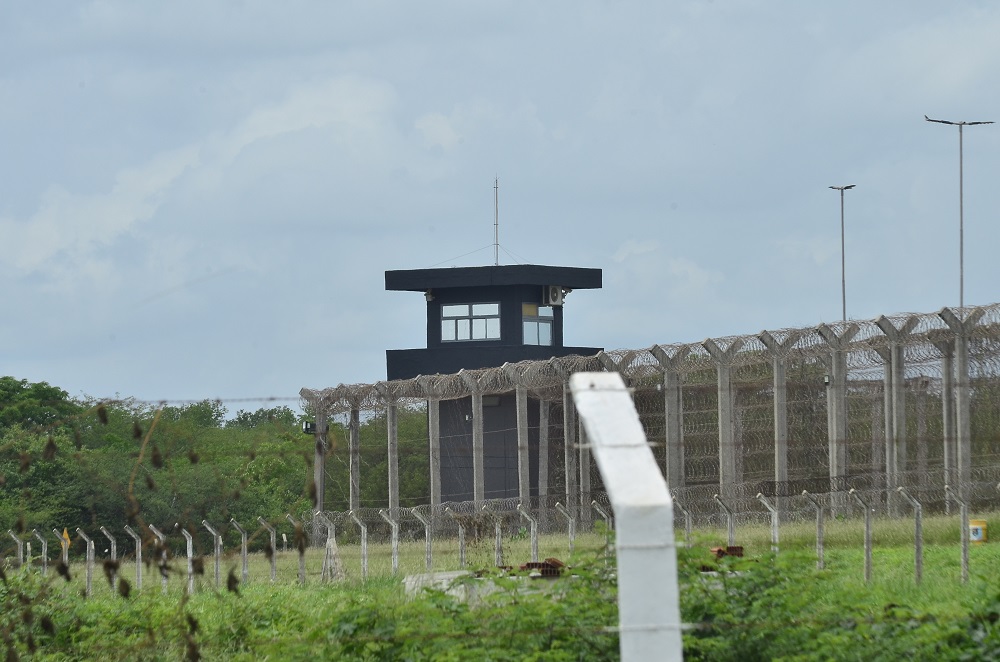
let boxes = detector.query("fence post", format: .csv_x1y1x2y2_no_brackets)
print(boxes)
672,494,692,548
349,511,368,580
570,371,684,662
756,494,779,553
517,504,539,563
314,511,344,581
32,530,48,575
445,507,465,569
202,521,222,587
554,502,576,555
713,494,736,547
148,524,169,594
7,531,23,568
229,519,249,584
257,518,277,582
100,526,118,592
52,529,69,566
286,514,306,585
801,491,824,570
379,510,400,575
76,528,94,598
945,484,969,583
897,487,923,584
592,499,614,558
410,508,433,572
481,505,504,568
179,526,195,594
123,525,142,590
848,489,873,583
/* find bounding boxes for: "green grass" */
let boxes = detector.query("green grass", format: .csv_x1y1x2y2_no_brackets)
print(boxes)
7,514,1000,660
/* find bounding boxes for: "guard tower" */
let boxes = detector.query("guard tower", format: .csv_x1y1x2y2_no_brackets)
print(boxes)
386,264,602,502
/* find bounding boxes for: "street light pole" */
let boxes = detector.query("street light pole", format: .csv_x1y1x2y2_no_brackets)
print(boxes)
925,115,994,312
829,185,856,322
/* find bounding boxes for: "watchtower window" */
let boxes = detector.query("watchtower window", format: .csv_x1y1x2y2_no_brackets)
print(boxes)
441,303,501,341
522,303,553,346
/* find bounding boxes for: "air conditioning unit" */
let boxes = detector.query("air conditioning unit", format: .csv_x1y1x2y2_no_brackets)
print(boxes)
543,285,564,306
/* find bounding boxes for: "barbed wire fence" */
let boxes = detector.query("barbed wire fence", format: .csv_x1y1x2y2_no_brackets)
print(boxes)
4,301,1000,593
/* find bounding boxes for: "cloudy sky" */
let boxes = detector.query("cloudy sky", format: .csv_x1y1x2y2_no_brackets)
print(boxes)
3,1,999,411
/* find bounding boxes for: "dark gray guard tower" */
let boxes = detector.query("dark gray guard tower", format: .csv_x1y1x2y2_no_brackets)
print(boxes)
386,264,602,502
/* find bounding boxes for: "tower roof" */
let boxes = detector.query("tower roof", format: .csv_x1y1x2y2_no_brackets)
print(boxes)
385,264,602,292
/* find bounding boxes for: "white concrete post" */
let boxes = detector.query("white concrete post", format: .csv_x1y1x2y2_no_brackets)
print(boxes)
123,525,142,590
257,518,277,582
517,504,539,563
940,307,985,500
427,399,441,512
848,489,873,583
76,529,94,598
944,484,969,583
410,507,433,572
651,345,690,491
314,511,345,581
897,486,923,584
379,509,399,575
286,514,306,585
201,521,222,587
759,331,801,515
570,372,683,662
148,524,169,594
7,531,23,567
349,510,368,579
801,491,824,570
99,526,118,592
349,406,362,512
703,338,745,498
230,519,249,584
179,526,195,594
32,530,48,575
817,324,859,499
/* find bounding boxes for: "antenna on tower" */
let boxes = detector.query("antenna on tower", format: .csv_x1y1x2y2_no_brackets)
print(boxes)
493,177,499,266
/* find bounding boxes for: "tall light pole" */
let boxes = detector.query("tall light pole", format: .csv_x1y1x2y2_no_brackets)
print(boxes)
829,184,855,322
924,115,994,312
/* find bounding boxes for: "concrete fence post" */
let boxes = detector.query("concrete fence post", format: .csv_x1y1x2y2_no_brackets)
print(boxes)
671,493,692,548
52,529,69,566
410,507,433,572
713,494,736,547
148,524,169,594
123,525,142,590
257,518,277,582
570,371,684,662
76,528,94,598
99,526,118,592
32,530,48,575
445,507,465,568
202,520,222,587
755,493,779,553
554,502,575,555
801,491,825,570
944,484,969,583
314,511,344,581
517,504,539,563
349,510,368,580
897,486,923,584
230,519,249,584
7,531,23,568
286,514,306,585
179,526,195,594
379,509,400,575
848,489,873,583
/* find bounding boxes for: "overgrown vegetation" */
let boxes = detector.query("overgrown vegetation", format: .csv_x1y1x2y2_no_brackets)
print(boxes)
0,376,429,555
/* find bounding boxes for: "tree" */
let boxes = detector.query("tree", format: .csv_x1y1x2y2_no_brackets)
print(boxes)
0,376,81,433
